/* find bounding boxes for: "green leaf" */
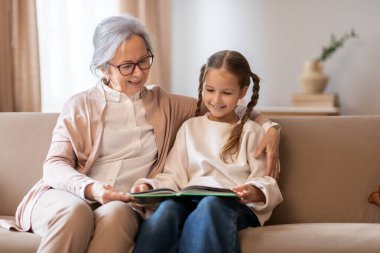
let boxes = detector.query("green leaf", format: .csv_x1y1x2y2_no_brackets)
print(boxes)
317,29,358,62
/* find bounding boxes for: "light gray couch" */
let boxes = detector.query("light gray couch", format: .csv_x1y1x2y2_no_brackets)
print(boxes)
1,113,380,253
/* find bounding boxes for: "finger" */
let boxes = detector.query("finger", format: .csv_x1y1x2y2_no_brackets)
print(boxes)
140,184,149,192
255,141,266,158
106,190,123,199
274,160,280,181
274,159,280,179
130,185,138,193
119,193,135,202
234,191,245,198
232,185,249,194
232,185,244,192
271,162,276,179
131,184,144,193
270,150,280,179
265,152,274,177
235,189,251,200
238,193,253,204
103,184,115,190
131,186,141,193
108,191,134,202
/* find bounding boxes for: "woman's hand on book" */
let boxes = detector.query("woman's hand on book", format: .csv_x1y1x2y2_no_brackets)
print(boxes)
85,182,135,204
232,184,266,204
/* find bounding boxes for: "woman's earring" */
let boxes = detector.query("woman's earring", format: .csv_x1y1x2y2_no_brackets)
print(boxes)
101,77,110,85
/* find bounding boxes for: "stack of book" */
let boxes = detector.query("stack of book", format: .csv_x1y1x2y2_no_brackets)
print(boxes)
292,93,338,107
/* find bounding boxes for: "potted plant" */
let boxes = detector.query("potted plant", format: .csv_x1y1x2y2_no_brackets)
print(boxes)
298,30,357,94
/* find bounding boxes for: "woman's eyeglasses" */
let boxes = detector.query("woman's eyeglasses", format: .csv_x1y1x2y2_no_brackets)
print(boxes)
108,52,154,76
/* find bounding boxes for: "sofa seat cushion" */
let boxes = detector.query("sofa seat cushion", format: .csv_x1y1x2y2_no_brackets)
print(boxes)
240,223,380,253
0,216,40,253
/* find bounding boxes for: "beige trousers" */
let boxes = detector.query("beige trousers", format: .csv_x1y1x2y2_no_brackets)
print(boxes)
31,189,140,253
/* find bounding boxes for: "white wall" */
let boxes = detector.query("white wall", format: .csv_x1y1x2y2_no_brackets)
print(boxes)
170,0,380,115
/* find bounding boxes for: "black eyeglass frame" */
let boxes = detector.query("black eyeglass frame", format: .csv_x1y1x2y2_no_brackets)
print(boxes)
108,50,154,76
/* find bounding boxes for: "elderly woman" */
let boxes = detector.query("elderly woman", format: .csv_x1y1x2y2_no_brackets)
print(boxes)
5,15,280,253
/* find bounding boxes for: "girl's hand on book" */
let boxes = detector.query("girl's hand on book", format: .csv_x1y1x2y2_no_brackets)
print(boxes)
232,184,266,204
131,183,151,193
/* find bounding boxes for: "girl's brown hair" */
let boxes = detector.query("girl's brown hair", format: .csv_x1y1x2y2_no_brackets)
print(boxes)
195,50,260,162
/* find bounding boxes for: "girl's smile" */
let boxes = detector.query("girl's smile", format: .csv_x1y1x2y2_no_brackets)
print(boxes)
203,68,247,124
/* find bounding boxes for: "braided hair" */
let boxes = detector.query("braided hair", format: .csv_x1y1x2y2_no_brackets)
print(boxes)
195,50,260,162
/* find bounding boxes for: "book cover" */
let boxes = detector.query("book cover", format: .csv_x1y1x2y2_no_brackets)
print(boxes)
131,185,237,204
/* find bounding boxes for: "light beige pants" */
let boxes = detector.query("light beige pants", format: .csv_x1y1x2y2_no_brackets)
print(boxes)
31,189,140,253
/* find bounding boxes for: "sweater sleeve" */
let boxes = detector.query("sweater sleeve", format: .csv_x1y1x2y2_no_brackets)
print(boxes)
42,98,95,200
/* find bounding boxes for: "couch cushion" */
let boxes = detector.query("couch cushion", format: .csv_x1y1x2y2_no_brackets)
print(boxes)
240,223,380,253
268,116,380,224
0,216,40,253
0,113,58,215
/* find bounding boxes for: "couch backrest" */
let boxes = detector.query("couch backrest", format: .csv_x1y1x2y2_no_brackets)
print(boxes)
268,116,380,224
0,113,58,215
1,113,380,223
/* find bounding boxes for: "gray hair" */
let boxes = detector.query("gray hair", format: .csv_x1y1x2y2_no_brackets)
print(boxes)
90,14,153,76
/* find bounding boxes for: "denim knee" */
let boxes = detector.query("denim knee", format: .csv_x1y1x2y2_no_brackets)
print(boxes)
155,199,186,217
139,199,190,233
197,196,225,210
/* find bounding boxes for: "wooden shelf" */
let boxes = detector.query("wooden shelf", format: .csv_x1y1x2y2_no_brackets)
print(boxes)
256,106,340,117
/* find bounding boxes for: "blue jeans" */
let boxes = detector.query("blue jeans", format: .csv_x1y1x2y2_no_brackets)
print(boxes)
133,196,260,253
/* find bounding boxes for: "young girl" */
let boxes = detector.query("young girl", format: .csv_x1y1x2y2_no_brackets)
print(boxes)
131,50,283,253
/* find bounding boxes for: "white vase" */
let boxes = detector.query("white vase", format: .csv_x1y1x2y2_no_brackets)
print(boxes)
298,60,329,94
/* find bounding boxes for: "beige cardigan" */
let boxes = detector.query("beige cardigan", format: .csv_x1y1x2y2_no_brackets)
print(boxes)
11,83,196,231
9,82,268,231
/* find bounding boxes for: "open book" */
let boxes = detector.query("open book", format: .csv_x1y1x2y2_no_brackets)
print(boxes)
131,185,238,204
